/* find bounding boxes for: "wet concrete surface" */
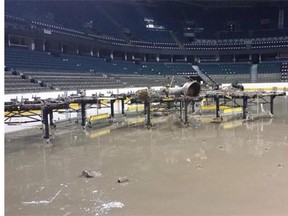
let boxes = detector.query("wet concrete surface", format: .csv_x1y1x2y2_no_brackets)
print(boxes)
5,97,288,216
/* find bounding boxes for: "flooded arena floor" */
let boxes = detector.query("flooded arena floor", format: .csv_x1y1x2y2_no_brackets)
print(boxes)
5,96,288,216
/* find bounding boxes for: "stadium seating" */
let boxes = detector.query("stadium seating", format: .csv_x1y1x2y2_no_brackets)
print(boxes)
199,62,252,83
280,62,288,82
257,61,282,82
4,46,286,93
5,70,51,93
5,47,197,91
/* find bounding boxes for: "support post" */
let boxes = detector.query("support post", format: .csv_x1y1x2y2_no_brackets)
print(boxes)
144,101,147,115
145,101,151,127
184,99,189,125
270,95,276,114
191,100,195,113
243,96,248,119
81,102,86,126
42,108,50,139
179,101,183,120
49,108,54,128
215,96,220,118
121,98,125,115
110,99,115,118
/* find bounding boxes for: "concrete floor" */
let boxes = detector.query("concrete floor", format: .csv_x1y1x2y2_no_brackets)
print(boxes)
5,96,288,216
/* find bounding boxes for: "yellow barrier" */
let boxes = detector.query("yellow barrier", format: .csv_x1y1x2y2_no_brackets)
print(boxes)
88,113,110,122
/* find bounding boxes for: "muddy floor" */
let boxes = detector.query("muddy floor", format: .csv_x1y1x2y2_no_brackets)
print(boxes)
5,97,288,216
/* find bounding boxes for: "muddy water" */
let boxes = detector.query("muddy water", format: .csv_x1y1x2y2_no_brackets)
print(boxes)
5,97,288,216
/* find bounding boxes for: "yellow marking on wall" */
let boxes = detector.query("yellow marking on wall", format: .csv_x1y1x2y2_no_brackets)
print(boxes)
88,113,110,122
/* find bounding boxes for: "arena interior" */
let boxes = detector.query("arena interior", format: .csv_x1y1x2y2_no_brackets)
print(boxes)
4,0,288,215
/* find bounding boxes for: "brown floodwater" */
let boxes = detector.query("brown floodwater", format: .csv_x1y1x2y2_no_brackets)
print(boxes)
5,96,288,216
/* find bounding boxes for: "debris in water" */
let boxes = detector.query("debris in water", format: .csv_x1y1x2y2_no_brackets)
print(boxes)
95,201,124,216
80,170,102,178
22,189,62,205
196,164,203,169
277,163,284,168
118,177,129,183
102,202,124,209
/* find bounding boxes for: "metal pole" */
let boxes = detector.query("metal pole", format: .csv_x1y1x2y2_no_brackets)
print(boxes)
146,101,151,127
191,100,195,113
184,100,189,125
243,96,248,119
49,108,54,127
144,101,147,115
110,99,115,118
42,108,50,139
180,101,183,121
270,95,275,114
81,102,86,126
121,98,125,115
215,96,220,118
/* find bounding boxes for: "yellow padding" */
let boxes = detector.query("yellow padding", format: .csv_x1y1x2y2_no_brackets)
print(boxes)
222,107,242,114
88,113,110,122
127,104,144,111
100,99,110,104
5,110,41,116
200,105,230,111
69,103,80,109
